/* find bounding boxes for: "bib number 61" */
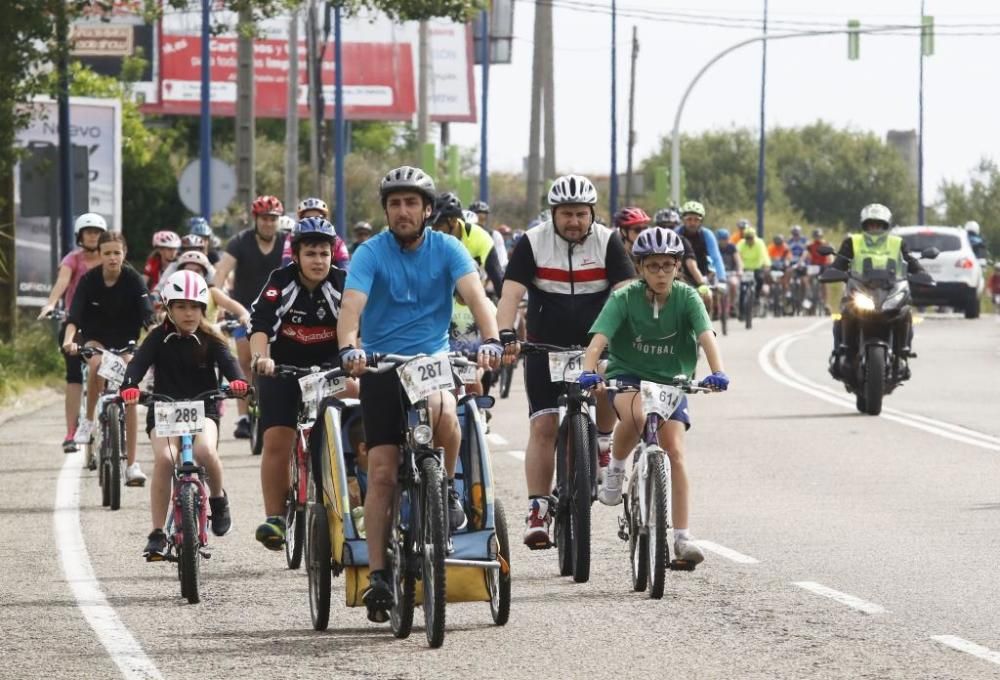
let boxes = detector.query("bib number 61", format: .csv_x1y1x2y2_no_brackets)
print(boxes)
639,381,685,419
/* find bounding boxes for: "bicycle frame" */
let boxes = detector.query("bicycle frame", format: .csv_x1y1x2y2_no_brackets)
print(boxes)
165,433,210,556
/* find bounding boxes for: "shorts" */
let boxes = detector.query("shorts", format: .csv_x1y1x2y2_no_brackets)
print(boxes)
359,369,410,448
607,375,691,430
256,374,302,432
524,352,564,419
60,323,83,384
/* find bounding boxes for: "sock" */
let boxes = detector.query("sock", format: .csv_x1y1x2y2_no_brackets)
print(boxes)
609,457,627,472
598,430,612,438
237,414,248,423
674,529,690,541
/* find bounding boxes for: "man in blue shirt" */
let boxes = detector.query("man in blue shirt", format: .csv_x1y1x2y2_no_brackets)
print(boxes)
338,165,502,623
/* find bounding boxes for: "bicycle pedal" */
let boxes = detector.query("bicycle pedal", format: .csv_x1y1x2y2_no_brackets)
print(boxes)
669,559,697,572
200,550,212,559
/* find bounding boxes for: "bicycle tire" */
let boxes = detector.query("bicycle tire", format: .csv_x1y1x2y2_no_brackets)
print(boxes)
99,417,111,507
647,450,670,599
554,422,573,577
306,502,331,630
178,483,202,604
719,292,728,336
107,404,122,511
390,489,415,639
568,411,593,584
284,446,306,569
420,457,448,648
627,473,647,592
499,363,514,399
249,399,263,456
744,288,754,330
489,500,511,625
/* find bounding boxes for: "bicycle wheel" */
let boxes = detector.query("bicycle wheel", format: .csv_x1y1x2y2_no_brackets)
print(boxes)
499,363,514,399
99,417,111,507
646,450,670,600
719,291,728,336
419,457,448,648
107,404,122,511
488,500,511,625
390,489,415,639
554,424,573,577
744,288,754,330
306,502,331,630
249,399,263,456
568,412,593,584
284,446,306,569
627,471,647,592
178,483,202,604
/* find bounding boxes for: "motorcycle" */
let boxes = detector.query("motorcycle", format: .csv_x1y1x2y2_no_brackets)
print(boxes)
818,245,937,416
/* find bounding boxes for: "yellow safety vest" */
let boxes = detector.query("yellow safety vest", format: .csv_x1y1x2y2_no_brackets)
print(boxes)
850,233,904,277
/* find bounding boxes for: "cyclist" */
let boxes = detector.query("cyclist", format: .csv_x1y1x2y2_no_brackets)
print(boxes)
495,174,635,548
277,214,298,266
37,212,105,452
172,251,250,326
430,192,506,296
143,230,181,290
119,270,248,560
768,234,792,297
214,195,285,439
469,200,509,270
62,231,152,484
648,207,704,287
248,217,353,551
676,201,725,308
716,229,743,317
736,227,771,313
806,228,833,311
338,166,502,622
731,218,753,245
966,220,988,260
296,197,350,269
653,207,681,230
188,217,221,264
616,206,652,257
576,227,729,566
349,221,373,255
155,234,211,288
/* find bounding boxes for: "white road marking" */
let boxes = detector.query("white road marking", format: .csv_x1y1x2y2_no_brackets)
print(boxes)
486,432,509,449
931,635,1000,666
504,449,526,461
54,450,163,680
759,322,1000,452
695,540,760,564
792,581,886,615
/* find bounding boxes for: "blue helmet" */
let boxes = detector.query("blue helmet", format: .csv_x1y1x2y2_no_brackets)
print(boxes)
188,217,212,237
292,216,337,247
716,228,730,240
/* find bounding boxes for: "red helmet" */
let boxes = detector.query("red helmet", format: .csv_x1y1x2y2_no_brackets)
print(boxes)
251,195,284,217
615,207,651,229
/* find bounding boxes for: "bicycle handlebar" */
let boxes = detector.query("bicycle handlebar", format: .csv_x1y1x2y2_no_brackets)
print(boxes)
79,342,137,359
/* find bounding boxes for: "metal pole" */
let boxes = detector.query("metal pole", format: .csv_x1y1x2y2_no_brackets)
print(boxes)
333,3,346,240
478,9,490,203
57,1,74,253
917,0,925,224
285,9,299,211
525,2,544,214
417,21,430,149
609,0,618,218
307,0,321,195
624,25,638,205
199,0,211,219
755,0,768,237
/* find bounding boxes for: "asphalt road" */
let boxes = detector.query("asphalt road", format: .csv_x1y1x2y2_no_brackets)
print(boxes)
2,312,998,679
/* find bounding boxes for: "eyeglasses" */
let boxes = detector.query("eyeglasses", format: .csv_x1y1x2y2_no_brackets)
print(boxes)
642,261,678,273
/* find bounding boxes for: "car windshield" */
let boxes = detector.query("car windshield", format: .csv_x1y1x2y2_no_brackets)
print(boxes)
901,232,962,252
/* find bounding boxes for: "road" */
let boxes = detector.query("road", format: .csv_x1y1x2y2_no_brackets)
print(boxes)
1,313,998,679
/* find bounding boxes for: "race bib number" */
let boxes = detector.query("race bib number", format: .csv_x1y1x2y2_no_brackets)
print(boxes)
640,381,685,419
398,356,455,402
456,362,478,385
741,271,756,283
154,400,205,437
806,264,821,276
298,372,349,404
548,351,584,383
98,352,127,389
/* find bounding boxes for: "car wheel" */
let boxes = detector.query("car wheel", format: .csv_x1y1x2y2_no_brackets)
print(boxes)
964,288,981,319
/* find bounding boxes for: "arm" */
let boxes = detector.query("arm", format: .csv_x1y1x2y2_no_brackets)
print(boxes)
495,235,535,331
121,331,158,389
760,243,772,268
697,329,725,374
685,258,705,286
604,232,637,286
830,238,853,271
581,332,609,373
333,236,350,270
211,287,250,323
337,289,368,376
214,338,245,383
39,264,74,317
482,247,505,295
213,252,237,289
705,230,727,279
900,242,926,275
496,279,527,331
734,250,744,274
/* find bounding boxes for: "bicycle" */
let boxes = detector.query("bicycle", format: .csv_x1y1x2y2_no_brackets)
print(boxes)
709,277,728,337
739,271,757,330
43,308,89,457
79,343,136,510
141,386,247,604
519,342,599,583
613,376,712,598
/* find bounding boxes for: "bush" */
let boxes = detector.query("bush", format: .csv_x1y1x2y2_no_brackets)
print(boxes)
0,322,63,403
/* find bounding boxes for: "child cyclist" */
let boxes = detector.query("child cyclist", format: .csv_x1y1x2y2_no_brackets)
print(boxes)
119,270,248,560
576,227,730,566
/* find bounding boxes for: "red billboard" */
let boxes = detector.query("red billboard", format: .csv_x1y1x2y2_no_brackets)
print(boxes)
145,34,416,120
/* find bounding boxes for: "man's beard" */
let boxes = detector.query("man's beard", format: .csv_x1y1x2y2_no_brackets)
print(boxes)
256,229,275,243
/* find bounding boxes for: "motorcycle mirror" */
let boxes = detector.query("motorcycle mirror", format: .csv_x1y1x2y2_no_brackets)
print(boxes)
920,247,940,260
817,245,836,256
818,268,848,283
908,272,934,286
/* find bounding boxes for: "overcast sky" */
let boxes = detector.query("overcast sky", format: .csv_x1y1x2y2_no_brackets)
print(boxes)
449,0,1000,205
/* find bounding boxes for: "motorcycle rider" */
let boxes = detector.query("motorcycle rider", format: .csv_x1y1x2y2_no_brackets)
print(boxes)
827,203,927,380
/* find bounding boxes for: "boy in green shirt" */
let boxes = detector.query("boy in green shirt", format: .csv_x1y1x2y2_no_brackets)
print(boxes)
577,227,729,566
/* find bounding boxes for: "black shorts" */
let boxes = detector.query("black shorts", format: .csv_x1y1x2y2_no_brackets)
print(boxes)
524,352,564,419
60,323,83,384
359,369,410,448
257,374,302,432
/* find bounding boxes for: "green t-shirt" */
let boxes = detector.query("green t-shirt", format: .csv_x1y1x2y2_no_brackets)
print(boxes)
589,280,712,383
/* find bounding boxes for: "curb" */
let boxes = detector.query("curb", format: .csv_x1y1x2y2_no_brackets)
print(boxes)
0,387,63,428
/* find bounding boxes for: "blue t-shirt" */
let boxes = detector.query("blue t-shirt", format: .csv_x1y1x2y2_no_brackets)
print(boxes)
346,228,477,355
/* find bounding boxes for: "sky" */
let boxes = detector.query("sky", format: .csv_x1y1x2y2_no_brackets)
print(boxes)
448,0,1000,206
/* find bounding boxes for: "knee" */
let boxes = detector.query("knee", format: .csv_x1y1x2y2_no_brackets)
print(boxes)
367,459,398,489
530,415,558,442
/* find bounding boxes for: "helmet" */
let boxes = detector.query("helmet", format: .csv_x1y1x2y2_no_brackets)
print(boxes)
152,230,181,249
292,216,337,247
812,228,824,238
615,207,651,229
965,220,981,235
430,192,463,225
632,227,685,260
277,215,297,233
74,212,108,235
188,217,212,237
353,221,373,233
180,234,206,249
468,200,490,214
297,197,329,219
790,224,802,236
859,203,892,227
175,250,214,279
744,228,757,240
653,208,681,227
251,195,284,217
547,175,598,206
161,269,210,308
379,165,436,206
462,210,479,225
716,228,731,240
680,201,706,218
736,218,751,230
773,234,785,244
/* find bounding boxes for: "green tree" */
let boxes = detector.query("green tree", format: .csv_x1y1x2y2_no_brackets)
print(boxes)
937,158,1000,249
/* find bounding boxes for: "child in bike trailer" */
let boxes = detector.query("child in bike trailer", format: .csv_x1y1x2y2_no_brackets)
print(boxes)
577,227,730,567
450,289,487,396
119,270,248,561
63,231,154,484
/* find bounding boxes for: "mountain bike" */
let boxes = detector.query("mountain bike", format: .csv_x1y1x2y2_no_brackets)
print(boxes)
80,343,135,510
739,272,756,330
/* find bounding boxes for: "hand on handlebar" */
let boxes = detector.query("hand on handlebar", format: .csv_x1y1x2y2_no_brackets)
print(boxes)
499,329,521,365
253,356,275,376
578,370,605,392
699,371,730,391
339,346,368,378
37,304,55,321
63,341,79,356
120,387,141,405
228,379,249,397
478,340,503,370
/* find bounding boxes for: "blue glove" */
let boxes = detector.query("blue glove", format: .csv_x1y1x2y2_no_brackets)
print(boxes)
578,371,604,389
700,371,729,391
339,346,366,370
478,340,503,362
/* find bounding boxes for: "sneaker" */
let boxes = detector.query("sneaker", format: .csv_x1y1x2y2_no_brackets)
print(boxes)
125,462,147,487
62,433,78,453
362,569,393,623
523,496,553,549
255,515,286,551
597,435,611,484
74,419,95,444
447,481,468,532
209,492,232,537
598,466,625,506
143,529,168,562
86,448,97,471
233,416,251,439
674,534,705,566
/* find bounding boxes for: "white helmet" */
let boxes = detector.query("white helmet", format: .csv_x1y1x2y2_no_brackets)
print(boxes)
548,174,598,206
964,220,980,235
860,203,892,227
278,215,297,233
74,213,108,235
462,209,479,225
161,269,210,308
297,197,329,218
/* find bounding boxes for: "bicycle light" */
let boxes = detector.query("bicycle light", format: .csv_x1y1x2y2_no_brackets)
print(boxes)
413,424,433,446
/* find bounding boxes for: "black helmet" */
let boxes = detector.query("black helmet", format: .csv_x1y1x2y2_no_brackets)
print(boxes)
430,192,463,225
468,200,490,214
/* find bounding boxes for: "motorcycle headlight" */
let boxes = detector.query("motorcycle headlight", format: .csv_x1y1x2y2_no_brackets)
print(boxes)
883,289,907,311
852,291,876,312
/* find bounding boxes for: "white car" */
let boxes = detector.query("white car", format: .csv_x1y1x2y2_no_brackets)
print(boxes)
894,225,985,319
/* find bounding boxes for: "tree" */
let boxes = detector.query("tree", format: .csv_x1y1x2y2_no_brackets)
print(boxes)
937,158,1000,249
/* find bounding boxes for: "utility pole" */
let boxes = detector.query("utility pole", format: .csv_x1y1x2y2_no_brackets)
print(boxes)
236,6,255,209
754,0,768,237
917,1,927,224
333,2,346,239
0,174,14,341
284,8,299,211
478,8,489,202
542,0,555,181
307,0,321,196
57,0,74,253
525,1,544,214
199,0,211,219
624,26,638,205
417,21,431,155
609,0,618,218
